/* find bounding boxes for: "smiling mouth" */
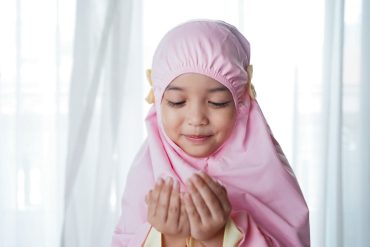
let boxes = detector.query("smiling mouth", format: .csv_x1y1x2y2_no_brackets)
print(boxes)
183,134,213,143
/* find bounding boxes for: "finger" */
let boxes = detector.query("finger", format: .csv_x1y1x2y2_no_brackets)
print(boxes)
183,192,201,227
148,178,164,218
145,189,155,204
179,197,190,236
156,177,173,221
198,172,231,213
189,174,224,218
145,190,151,205
187,177,212,222
179,194,189,225
166,180,181,225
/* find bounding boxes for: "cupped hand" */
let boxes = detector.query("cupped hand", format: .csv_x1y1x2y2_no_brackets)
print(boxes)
183,172,231,242
145,177,190,238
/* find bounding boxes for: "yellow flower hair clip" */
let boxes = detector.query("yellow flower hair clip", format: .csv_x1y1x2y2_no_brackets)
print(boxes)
145,69,155,104
246,64,256,100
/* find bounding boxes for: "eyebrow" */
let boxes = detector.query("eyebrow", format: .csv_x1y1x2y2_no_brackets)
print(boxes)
166,85,229,93
208,87,228,93
166,86,184,91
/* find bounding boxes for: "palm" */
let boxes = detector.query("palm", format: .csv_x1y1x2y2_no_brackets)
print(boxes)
184,172,231,241
145,178,190,237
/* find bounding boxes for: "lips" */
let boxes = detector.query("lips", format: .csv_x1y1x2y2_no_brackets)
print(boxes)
183,134,213,143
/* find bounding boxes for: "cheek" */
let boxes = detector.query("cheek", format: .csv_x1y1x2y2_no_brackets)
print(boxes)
161,106,182,134
212,109,236,133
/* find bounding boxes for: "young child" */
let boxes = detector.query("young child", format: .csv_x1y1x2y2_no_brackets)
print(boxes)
112,20,310,247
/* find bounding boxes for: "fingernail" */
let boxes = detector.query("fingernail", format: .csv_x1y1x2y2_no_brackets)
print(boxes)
186,179,194,191
166,176,172,185
156,178,163,185
173,179,179,188
191,174,199,182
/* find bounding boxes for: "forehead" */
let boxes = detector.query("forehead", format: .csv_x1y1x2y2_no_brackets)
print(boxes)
166,73,230,93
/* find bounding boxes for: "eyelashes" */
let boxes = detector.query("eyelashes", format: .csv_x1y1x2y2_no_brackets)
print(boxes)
209,101,231,107
167,101,186,108
166,100,232,108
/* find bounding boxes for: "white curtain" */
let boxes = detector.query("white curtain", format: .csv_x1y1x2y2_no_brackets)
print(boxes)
1,0,369,246
0,0,74,246
61,0,143,246
0,0,143,246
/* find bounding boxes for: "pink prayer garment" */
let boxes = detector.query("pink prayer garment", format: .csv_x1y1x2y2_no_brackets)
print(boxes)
112,20,310,246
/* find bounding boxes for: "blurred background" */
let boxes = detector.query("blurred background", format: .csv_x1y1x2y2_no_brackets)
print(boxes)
0,0,369,246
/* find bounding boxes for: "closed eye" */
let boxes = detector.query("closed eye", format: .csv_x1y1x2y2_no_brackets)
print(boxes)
167,100,186,107
209,101,232,108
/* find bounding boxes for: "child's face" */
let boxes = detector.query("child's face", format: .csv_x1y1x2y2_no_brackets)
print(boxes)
160,73,237,158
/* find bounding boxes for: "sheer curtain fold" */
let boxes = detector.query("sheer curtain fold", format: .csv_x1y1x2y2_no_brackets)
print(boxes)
358,0,370,242
314,0,370,246
321,0,345,245
61,0,143,246
0,0,72,246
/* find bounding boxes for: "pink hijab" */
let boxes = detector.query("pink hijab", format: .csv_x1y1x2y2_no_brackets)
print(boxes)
112,20,310,246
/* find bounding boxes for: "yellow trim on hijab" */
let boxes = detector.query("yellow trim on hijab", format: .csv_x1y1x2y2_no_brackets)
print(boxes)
246,64,256,100
145,69,155,104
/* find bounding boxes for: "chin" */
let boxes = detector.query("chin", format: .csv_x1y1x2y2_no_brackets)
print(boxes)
183,148,214,158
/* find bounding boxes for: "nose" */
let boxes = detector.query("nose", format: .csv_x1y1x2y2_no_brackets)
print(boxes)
187,103,209,126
